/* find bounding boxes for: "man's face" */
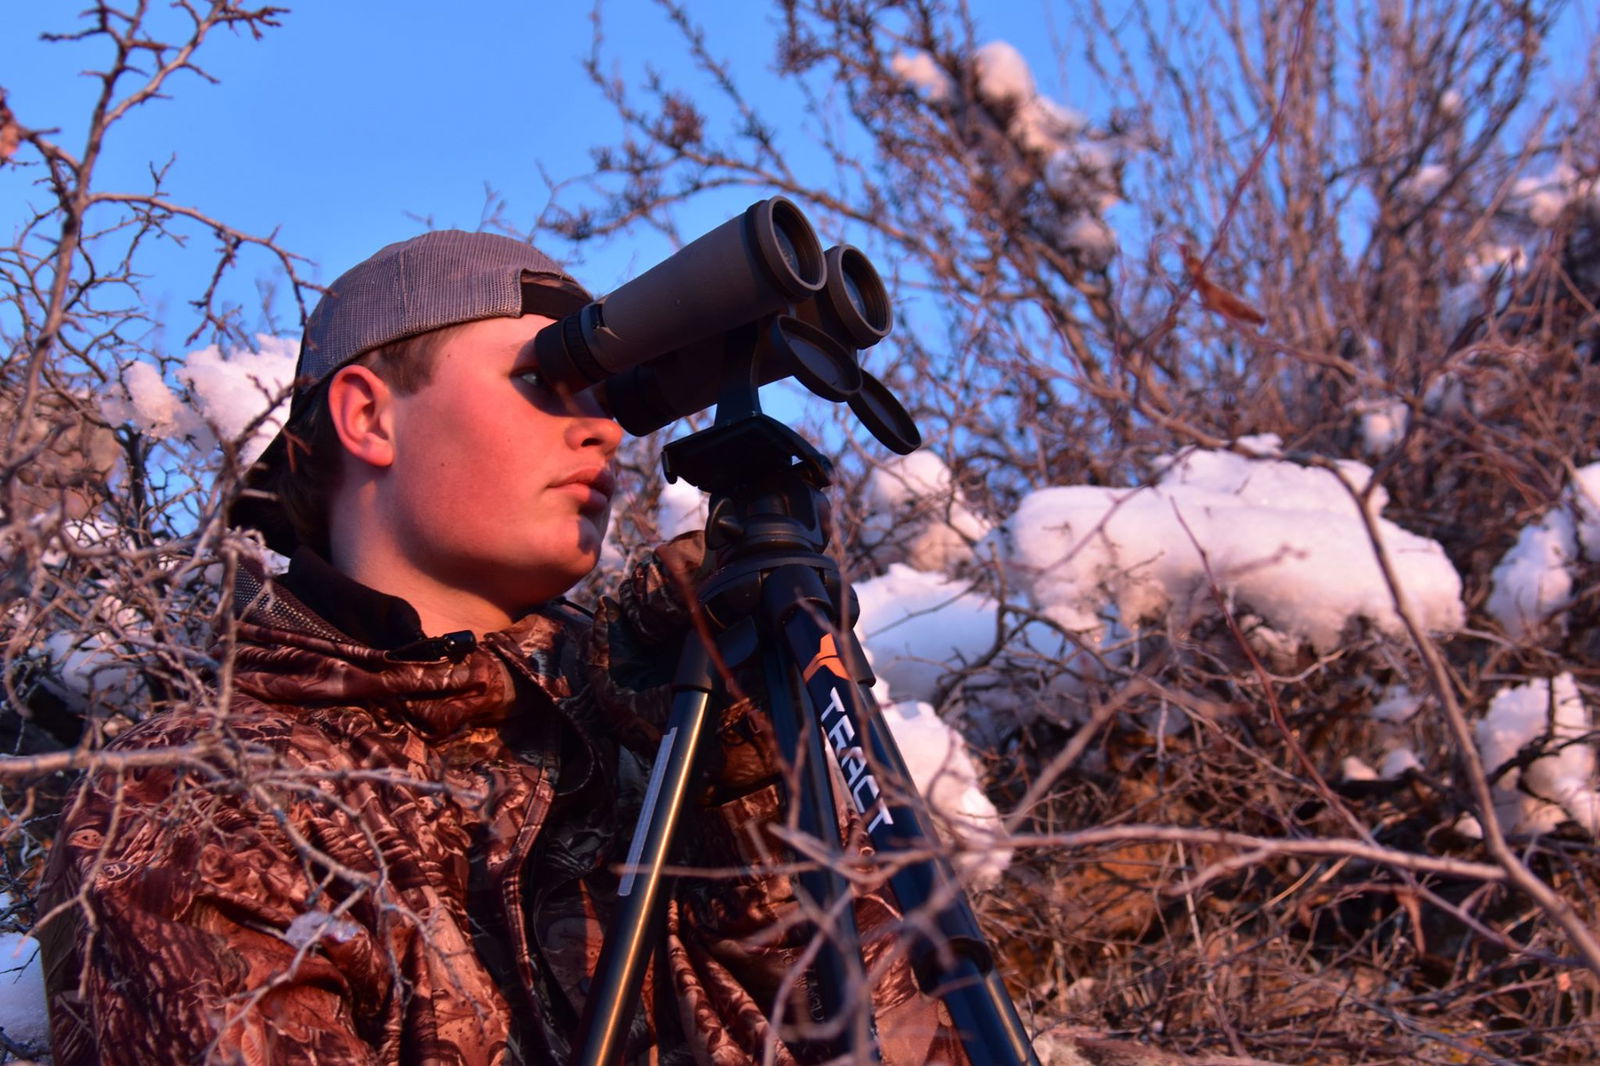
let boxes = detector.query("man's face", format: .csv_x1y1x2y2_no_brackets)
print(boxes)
378,314,622,614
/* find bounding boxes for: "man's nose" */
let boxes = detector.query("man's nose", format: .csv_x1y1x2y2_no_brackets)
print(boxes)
565,393,623,455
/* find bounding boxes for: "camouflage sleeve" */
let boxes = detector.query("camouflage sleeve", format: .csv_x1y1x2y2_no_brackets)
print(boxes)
37,740,386,1066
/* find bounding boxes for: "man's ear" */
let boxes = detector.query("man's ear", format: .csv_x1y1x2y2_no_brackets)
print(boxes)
326,364,397,469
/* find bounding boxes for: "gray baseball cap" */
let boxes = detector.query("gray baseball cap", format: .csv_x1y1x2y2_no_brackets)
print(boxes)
231,229,592,554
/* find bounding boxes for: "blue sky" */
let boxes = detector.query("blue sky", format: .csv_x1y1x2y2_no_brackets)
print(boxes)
14,1,1585,366
5,1,1081,350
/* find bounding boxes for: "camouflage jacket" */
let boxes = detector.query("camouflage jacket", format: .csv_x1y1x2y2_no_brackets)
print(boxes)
37,552,967,1065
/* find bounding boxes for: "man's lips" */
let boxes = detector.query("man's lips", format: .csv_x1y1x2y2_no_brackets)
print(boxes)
553,467,616,509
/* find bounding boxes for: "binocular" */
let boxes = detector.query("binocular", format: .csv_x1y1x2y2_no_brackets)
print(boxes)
534,197,918,454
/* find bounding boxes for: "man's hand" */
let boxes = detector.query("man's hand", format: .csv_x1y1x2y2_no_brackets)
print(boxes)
587,531,783,800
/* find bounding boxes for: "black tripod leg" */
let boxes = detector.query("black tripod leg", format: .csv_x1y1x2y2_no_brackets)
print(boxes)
759,643,879,1061
763,564,1041,1066
856,711,1041,1064
575,634,719,1066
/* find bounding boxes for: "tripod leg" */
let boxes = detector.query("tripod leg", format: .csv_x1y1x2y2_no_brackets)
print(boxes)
575,635,719,1066
762,564,1042,1066
759,645,879,1061
855,709,1042,1064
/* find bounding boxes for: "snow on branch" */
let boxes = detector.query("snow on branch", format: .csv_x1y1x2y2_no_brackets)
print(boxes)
993,437,1464,653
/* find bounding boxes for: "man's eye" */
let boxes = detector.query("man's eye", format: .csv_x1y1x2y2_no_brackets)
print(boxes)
515,369,547,390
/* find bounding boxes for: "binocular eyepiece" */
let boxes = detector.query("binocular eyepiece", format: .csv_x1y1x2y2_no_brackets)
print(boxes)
533,197,916,454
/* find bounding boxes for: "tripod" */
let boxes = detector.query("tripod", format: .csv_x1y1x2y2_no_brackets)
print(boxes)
573,400,1041,1064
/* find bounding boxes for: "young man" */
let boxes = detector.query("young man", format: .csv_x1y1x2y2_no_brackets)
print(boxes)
36,231,966,1065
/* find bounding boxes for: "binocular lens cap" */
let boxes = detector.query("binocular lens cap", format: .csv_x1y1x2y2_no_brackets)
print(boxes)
771,317,862,402
848,370,920,455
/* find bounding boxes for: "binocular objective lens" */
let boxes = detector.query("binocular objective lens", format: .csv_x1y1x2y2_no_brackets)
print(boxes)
841,270,866,318
773,225,799,275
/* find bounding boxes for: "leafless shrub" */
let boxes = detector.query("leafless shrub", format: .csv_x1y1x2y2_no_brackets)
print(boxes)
6,0,1600,1062
546,0,1600,1060
1,5,299,1058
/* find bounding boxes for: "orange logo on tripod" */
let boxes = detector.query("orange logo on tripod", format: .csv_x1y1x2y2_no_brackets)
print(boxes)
802,634,848,681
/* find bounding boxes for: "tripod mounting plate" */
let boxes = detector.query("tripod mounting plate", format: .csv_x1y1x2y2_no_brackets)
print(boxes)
661,414,833,497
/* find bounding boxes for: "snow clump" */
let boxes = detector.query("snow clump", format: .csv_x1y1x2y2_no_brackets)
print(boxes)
970,41,1034,111
1057,215,1117,271
855,564,1001,707
879,699,1013,888
1487,509,1576,640
854,564,1088,744
1355,398,1409,456
102,335,297,466
861,450,990,573
178,335,298,464
888,39,1123,263
1430,164,1596,341
1372,685,1423,723
1381,747,1424,778
0,910,47,1051
890,50,954,105
657,479,709,541
1487,461,1600,640
1009,95,1086,158
1506,164,1596,228
1397,163,1451,204
1569,463,1600,557
1044,140,1120,212
39,594,146,712
1439,243,1528,340
991,437,1465,651
1474,674,1600,836
105,360,191,439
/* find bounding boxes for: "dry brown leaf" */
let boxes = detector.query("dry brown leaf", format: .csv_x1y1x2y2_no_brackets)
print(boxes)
0,92,20,163
1181,242,1267,327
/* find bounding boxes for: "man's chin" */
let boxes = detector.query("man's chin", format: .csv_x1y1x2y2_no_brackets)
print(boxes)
579,512,610,550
